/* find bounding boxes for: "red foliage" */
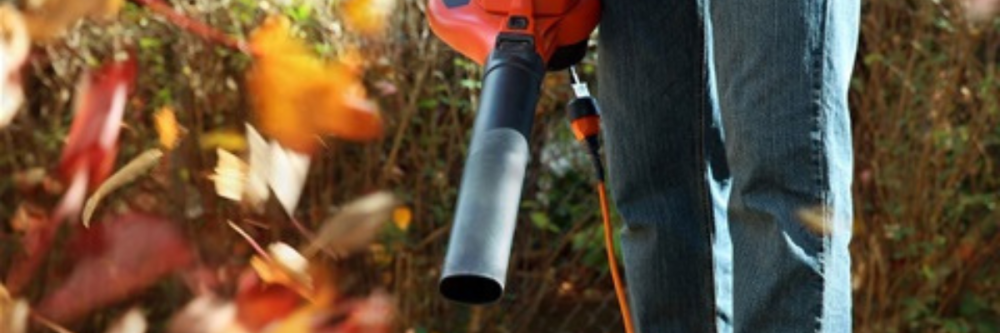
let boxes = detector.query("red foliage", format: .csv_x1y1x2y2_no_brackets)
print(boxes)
36,213,193,324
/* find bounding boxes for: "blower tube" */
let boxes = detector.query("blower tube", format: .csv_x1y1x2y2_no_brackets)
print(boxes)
439,36,546,304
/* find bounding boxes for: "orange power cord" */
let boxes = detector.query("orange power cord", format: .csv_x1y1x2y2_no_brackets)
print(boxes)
598,181,636,333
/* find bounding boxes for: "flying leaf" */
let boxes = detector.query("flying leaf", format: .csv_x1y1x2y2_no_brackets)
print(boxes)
0,283,29,333
154,107,182,150
200,129,248,152
37,213,193,324
249,243,314,294
340,0,395,36
105,308,147,333
247,15,383,154
392,206,412,231
82,149,163,227
210,149,248,203
0,5,29,128
235,272,303,332
267,141,310,216
244,124,270,210
303,192,397,258
57,54,138,221
21,0,125,41
168,295,246,333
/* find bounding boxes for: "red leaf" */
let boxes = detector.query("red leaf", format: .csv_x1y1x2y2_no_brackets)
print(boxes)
58,54,138,191
234,270,303,331
36,213,193,324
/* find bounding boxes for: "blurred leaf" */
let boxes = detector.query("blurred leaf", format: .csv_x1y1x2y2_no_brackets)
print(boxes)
0,4,29,128
303,192,396,258
250,242,312,294
200,130,248,152
105,308,147,333
21,0,124,41
392,206,412,231
37,213,193,324
154,107,181,150
82,149,163,227
340,0,394,36
247,16,382,154
0,283,29,333
210,148,248,203
530,212,559,233
168,295,244,333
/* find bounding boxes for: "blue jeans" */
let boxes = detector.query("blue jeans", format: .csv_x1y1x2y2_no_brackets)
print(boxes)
597,0,859,332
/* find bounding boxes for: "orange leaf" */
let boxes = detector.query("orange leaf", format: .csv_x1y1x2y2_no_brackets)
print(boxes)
154,107,181,149
247,16,382,154
340,0,395,36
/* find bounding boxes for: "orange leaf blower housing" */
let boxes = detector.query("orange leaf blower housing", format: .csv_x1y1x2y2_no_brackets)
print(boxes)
430,0,602,306
428,0,600,70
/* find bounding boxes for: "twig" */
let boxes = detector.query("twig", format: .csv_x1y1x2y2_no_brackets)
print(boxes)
227,220,273,262
130,0,253,55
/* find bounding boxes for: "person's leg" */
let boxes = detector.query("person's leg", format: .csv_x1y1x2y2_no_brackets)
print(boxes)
710,0,859,331
599,0,732,332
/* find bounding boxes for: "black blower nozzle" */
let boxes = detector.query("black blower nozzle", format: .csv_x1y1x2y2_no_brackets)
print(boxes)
439,37,546,304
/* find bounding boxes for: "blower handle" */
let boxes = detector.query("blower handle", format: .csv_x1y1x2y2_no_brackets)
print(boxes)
439,35,545,304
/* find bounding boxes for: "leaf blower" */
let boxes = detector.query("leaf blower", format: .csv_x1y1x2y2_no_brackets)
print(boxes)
428,0,600,304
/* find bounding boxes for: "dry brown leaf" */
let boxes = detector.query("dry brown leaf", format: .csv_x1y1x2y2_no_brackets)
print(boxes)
82,149,163,227
0,5,29,128
303,192,397,258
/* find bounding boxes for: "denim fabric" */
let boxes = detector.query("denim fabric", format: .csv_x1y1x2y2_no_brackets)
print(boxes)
597,0,859,332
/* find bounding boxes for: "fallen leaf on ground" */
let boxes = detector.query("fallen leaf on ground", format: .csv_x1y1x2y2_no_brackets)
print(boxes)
303,192,397,258
247,15,382,154
37,213,193,324
0,5,29,128
21,0,124,41
82,149,163,227
105,308,147,333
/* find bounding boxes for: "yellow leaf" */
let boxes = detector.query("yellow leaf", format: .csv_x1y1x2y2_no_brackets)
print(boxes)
200,129,248,152
392,206,412,231
247,16,382,154
154,107,181,150
340,0,395,36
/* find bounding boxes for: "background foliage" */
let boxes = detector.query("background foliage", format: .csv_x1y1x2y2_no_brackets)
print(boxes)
1,0,998,332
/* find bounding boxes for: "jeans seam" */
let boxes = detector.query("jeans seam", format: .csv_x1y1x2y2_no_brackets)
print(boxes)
696,4,719,332
812,0,833,331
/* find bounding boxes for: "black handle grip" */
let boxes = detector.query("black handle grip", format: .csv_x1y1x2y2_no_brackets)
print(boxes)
439,38,545,304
